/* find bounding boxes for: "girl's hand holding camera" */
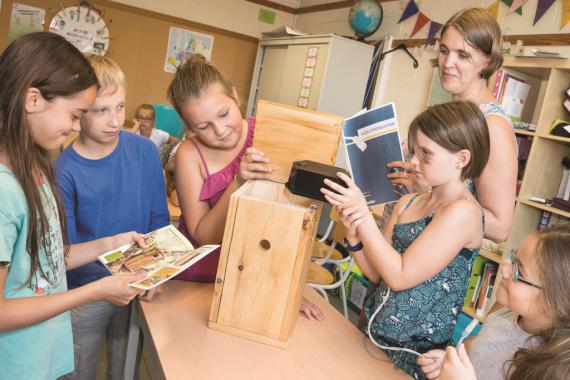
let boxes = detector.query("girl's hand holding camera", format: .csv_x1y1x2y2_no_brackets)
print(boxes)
235,147,272,185
321,172,372,232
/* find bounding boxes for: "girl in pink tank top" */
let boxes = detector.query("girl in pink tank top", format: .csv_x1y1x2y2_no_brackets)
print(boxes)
176,117,255,282
166,54,324,321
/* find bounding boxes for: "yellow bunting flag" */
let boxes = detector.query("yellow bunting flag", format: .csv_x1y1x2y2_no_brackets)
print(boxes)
562,0,570,29
487,1,499,18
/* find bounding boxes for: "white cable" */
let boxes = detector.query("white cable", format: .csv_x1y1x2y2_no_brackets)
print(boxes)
367,287,423,357
457,319,479,347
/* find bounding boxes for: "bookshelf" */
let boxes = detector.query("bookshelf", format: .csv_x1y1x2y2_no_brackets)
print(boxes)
480,57,570,319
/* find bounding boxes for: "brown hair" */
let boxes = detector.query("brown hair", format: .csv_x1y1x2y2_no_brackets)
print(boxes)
432,7,503,80
407,101,490,180
84,54,125,95
136,103,155,119
0,32,98,285
167,53,235,119
507,223,570,380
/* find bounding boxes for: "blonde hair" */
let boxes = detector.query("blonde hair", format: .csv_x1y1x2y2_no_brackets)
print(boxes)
433,8,503,80
167,53,234,117
84,54,126,95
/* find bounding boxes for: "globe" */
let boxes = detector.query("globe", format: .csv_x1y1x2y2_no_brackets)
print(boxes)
348,0,383,39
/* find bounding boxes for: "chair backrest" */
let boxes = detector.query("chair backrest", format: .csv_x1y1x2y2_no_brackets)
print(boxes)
152,104,185,139
328,207,345,246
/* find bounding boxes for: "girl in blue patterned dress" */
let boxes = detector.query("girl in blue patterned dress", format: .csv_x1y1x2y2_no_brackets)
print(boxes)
322,101,490,379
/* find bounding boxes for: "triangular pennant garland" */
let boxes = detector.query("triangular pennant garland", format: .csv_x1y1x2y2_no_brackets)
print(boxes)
399,0,419,23
486,1,500,18
534,0,556,25
508,0,528,15
411,12,430,38
562,0,570,29
501,0,523,15
425,21,443,46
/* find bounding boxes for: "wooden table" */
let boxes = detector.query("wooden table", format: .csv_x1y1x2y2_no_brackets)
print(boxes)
130,281,410,380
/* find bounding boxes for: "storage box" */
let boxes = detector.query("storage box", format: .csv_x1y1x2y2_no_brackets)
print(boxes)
208,180,321,348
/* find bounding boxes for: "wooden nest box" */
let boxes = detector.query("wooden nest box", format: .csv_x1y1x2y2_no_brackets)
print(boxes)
208,100,343,348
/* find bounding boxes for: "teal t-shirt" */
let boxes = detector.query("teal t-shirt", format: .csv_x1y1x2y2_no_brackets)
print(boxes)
0,164,74,380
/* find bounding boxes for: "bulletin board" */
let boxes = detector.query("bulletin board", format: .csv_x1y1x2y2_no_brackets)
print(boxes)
0,0,258,119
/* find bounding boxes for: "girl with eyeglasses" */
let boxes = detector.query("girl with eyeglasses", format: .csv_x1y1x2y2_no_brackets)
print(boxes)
419,223,570,380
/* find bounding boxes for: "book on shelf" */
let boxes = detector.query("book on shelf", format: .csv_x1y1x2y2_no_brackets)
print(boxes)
557,167,570,201
493,69,530,123
465,257,498,313
536,210,570,230
342,102,406,206
492,67,505,101
98,225,219,290
474,262,498,314
464,255,487,309
552,197,570,212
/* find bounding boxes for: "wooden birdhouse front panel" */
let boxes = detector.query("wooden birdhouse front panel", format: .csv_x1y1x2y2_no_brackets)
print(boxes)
209,180,320,348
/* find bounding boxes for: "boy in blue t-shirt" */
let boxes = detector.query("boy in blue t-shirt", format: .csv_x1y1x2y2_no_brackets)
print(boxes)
55,55,169,380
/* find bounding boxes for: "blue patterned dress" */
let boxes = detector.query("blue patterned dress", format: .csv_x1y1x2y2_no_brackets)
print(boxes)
364,194,482,379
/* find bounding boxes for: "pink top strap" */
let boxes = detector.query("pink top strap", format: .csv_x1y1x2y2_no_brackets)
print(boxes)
188,137,211,177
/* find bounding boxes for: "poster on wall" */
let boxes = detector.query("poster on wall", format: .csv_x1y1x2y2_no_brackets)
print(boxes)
164,27,214,73
9,3,45,43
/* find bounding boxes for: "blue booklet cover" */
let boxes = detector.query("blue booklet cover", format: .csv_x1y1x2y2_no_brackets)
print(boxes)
342,103,405,206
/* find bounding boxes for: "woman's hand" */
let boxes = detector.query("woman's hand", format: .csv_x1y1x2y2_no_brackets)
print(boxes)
387,161,417,194
418,349,446,379
321,172,370,230
439,344,477,380
236,147,272,185
94,272,147,306
300,297,324,321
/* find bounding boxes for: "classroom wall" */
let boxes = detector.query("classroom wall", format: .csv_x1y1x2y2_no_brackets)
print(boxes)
0,0,261,119
111,0,298,38
295,0,570,39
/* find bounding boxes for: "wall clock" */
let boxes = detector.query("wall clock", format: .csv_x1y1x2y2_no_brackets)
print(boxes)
49,4,109,55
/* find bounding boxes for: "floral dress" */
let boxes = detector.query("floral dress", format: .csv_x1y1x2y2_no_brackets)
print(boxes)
364,194,483,379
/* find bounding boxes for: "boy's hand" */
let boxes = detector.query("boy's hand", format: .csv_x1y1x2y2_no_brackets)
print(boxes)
439,344,477,380
95,272,146,306
138,284,164,302
300,297,324,321
418,349,446,379
105,231,146,252
321,172,370,229
236,147,272,184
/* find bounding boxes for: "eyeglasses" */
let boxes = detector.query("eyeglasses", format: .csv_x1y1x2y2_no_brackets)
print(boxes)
136,117,154,124
509,250,543,289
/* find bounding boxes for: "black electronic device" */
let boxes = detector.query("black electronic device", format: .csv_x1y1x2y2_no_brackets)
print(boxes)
285,160,349,202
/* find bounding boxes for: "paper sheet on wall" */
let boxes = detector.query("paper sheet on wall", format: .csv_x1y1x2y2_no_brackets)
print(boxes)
164,27,214,73
9,3,45,43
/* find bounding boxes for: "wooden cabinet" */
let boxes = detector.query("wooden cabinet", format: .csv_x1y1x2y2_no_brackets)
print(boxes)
208,180,320,348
